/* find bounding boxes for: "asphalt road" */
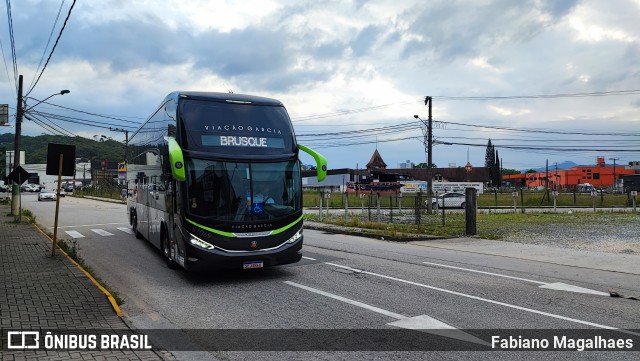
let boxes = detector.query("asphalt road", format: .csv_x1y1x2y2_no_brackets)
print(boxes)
24,194,640,360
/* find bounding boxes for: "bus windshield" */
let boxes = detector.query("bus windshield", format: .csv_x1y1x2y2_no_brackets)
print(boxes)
185,158,302,222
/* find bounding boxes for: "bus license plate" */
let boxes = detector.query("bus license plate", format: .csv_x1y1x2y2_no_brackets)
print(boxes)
243,261,264,269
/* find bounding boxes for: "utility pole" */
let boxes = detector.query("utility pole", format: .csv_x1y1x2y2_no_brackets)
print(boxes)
415,96,433,213
609,157,619,191
109,127,129,158
11,75,23,216
424,96,433,214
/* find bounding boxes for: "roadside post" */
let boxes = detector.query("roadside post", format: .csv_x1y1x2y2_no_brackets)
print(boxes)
591,189,597,212
376,192,381,222
465,187,477,236
552,190,558,213
46,143,76,256
512,191,518,213
398,192,402,212
631,191,637,212
344,191,349,221
324,191,331,217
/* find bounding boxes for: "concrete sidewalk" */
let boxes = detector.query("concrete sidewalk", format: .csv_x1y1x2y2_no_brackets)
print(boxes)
408,237,640,276
0,202,171,360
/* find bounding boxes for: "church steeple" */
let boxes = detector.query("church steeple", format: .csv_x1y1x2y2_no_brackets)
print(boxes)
366,149,387,171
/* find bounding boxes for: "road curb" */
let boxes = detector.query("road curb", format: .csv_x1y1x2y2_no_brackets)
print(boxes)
304,221,446,242
33,223,125,317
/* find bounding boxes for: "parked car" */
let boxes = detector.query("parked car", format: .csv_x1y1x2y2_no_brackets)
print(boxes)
57,188,66,197
21,184,40,192
427,192,467,209
38,189,57,201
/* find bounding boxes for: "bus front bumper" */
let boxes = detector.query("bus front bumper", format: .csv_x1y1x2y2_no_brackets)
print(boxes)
182,237,303,272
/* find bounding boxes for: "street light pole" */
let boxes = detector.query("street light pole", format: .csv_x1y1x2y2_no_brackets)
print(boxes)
11,80,70,215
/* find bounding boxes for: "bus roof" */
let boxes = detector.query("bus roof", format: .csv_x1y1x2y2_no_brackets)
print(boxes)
165,91,284,106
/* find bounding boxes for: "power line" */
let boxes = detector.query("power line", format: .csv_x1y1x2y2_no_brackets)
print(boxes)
28,112,76,137
432,90,640,101
32,100,144,124
30,110,137,130
290,90,640,124
291,99,422,122
25,0,77,96
5,0,18,93
0,31,13,94
437,119,640,136
27,0,67,93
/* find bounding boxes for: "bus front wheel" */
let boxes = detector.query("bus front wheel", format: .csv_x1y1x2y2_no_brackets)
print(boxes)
132,212,143,239
161,231,179,270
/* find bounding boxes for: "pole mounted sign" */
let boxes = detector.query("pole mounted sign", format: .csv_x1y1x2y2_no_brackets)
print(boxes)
7,166,30,185
46,143,76,256
118,162,127,179
0,104,8,125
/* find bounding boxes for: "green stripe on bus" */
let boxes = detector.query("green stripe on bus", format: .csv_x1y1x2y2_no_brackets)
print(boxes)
186,215,303,238
186,218,236,238
270,215,304,235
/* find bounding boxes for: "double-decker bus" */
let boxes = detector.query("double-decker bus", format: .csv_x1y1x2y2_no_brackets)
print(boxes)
125,92,326,271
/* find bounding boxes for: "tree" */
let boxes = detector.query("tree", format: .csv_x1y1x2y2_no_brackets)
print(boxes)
416,162,437,168
501,168,521,176
485,139,496,186
493,149,501,188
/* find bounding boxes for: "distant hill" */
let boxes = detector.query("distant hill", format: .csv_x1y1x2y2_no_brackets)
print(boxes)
0,133,125,164
522,161,578,173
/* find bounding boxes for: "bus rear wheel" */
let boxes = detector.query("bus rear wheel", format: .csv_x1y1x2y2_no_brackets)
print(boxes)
161,231,179,270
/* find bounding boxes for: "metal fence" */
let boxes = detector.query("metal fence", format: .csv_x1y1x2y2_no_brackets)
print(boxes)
307,189,639,233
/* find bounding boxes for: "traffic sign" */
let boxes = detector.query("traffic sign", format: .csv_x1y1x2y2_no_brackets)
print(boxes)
118,162,127,179
46,143,75,176
7,166,30,184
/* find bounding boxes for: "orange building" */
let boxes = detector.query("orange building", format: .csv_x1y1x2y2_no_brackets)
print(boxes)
503,157,636,190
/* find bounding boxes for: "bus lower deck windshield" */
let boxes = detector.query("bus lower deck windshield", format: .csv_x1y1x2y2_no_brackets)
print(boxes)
185,158,302,222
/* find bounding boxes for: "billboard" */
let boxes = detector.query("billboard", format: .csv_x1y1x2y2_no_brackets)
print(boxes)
400,181,484,194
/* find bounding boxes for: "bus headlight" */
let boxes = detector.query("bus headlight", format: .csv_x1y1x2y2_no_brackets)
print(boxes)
286,229,303,244
189,234,215,250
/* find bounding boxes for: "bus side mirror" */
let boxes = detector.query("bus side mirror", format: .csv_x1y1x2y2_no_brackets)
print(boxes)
298,144,327,182
165,137,186,182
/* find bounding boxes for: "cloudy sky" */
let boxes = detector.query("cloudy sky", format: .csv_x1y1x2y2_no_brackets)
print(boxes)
0,0,639,171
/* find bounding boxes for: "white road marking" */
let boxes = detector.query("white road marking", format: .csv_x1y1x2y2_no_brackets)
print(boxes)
422,261,546,284
423,261,609,295
285,281,489,346
284,281,407,320
117,227,134,234
539,282,610,296
91,229,114,236
57,222,128,229
64,230,85,238
387,316,489,345
324,262,639,336
302,256,317,261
